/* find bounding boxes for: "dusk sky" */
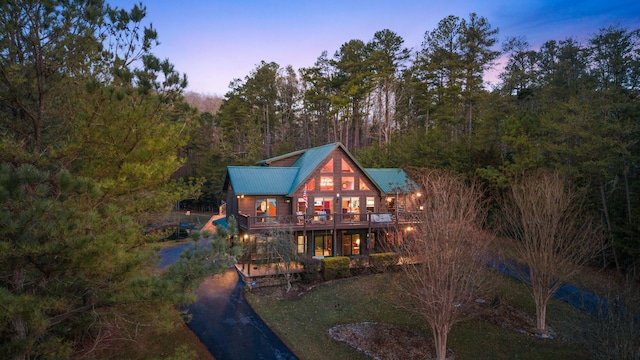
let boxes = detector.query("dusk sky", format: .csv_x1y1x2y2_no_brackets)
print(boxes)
109,0,640,96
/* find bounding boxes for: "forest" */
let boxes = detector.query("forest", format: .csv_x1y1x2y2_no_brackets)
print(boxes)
0,0,638,357
190,14,640,273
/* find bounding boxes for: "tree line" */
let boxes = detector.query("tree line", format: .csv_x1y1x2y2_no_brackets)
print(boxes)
200,15,639,272
0,1,237,358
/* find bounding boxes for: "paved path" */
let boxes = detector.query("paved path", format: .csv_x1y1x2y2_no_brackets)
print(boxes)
158,215,298,360
184,269,298,360
488,256,607,316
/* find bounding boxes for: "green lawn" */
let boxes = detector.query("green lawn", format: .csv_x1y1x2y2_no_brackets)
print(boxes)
246,272,589,360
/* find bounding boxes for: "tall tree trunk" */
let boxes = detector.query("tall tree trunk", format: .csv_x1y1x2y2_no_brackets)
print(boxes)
355,99,362,151
600,183,619,271
377,89,383,147
535,299,548,333
11,267,28,360
624,166,632,222
531,266,550,333
384,82,391,145
467,100,473,136
433,324,449,360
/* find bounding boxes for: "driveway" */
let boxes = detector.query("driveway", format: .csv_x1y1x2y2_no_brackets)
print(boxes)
183,269,298,360
158,240,297,359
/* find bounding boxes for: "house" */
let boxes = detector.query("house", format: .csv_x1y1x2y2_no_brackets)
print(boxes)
223,142,420,259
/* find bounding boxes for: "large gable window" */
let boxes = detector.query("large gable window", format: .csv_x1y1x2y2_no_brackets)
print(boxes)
341,159,353,173
305,178,315,190
341,176,354,190
359,180,370,190
321,159,334,172
320,176,333,191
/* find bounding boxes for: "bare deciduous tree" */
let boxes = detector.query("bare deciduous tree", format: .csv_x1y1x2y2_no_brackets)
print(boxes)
262,228,300,292
396,170,492,360
502,170,601,334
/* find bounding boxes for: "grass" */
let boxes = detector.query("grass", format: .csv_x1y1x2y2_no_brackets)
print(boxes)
246,272,590,360
247,273,418,359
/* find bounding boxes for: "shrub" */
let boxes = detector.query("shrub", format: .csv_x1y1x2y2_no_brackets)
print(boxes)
369,252,399,272
350,255,370,275
299,256,321,284
321,256,351,281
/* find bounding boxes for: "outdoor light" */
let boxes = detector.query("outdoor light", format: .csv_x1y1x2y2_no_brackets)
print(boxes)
416,192,422,197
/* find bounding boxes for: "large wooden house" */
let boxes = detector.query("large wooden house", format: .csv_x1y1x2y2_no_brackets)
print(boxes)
223,142,420,258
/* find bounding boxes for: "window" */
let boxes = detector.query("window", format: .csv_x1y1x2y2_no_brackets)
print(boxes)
341,159,353,172
297,235,307,254
305,178,315,190
341,196,360,222
342,234,361,255
297,198,307,212
320,176,333,191
366,232,375,249
341,176,354,190
256,198,277,222
313,197,333,220
314,235,332,256
321,159,333,172
359,180,370,190
366,197,375,212
387,197,395,212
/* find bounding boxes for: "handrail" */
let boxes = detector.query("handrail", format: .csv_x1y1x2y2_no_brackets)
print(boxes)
234,211,419,230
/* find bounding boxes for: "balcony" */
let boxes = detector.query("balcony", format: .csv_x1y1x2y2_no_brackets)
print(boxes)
235,211,418,232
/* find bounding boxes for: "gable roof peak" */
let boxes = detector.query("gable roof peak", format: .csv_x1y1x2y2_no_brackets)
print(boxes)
256,142,341,166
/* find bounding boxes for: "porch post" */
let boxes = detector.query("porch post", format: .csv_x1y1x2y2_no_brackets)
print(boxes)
368,213,372,255
247,235,251,276
333,211,337,256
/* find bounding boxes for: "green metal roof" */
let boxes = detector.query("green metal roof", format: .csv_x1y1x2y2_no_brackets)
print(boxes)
289,143,339,193
364,168,416,194
225,142,415,196
226,166,298,195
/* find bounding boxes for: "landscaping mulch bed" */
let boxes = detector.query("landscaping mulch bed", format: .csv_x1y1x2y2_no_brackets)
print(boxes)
328,322,438,360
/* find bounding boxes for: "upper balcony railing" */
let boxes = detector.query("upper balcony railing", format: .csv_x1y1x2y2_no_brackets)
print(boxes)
235,211,418,231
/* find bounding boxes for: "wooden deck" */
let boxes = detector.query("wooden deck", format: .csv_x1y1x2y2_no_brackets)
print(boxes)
236,212,417,232
235,261,302,277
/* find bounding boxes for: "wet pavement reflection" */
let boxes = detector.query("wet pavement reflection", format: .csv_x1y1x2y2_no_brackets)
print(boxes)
184,269,298,360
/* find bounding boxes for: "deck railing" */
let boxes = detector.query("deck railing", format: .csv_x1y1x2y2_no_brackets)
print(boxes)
236,211,418,231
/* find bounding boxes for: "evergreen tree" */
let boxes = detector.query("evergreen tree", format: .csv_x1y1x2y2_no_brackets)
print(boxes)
0,2,233,357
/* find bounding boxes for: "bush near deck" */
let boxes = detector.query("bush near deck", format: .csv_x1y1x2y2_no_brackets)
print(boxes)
369,252,399,272
321,256,351,280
